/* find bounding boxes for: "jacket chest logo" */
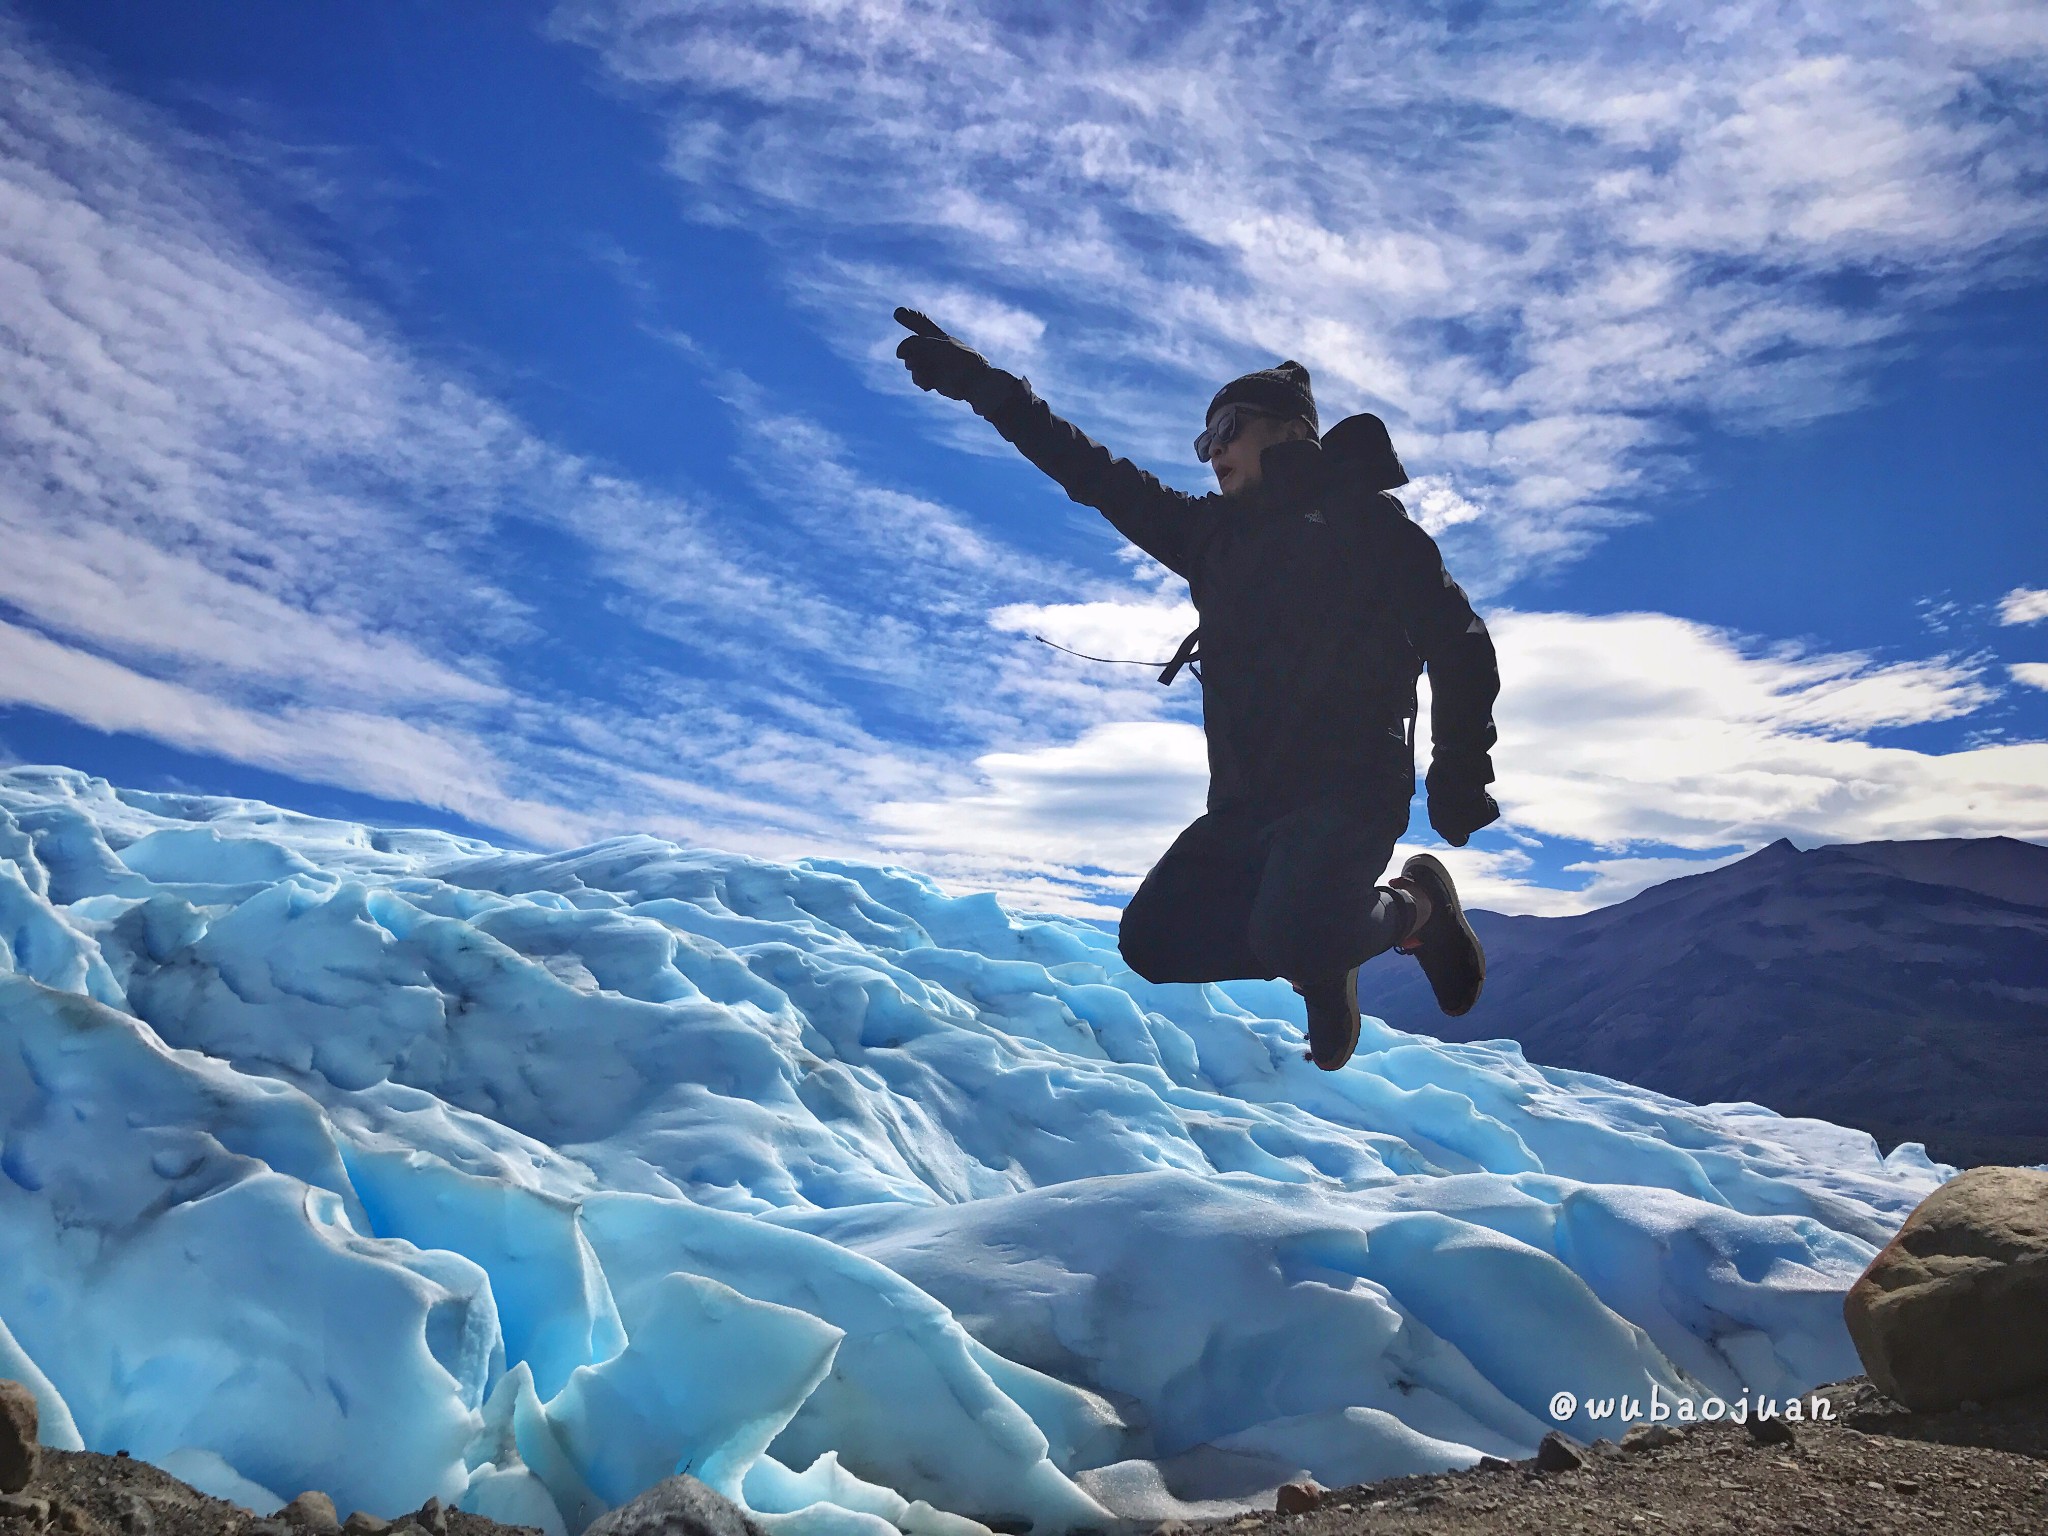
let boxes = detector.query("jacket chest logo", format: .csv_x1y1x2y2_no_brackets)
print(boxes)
1303,510,1326,524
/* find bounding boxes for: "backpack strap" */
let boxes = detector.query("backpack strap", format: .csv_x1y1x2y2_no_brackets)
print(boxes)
1158,628,1202,686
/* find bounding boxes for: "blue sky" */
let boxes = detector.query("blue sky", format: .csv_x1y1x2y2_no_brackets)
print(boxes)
3,0,2044,919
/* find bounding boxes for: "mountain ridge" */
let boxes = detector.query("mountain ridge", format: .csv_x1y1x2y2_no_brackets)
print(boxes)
1359,835,2048,1167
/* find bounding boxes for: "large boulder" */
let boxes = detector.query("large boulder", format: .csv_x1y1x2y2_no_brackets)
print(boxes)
583,1476,770,1536
1843,1165,2048,1411
0,1379,38,1493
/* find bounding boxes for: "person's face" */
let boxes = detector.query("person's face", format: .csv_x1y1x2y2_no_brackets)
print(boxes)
1206,408,1306,497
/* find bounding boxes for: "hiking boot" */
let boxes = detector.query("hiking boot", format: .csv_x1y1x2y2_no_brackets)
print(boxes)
1294,966,1362,1070
1390,854,1485,1016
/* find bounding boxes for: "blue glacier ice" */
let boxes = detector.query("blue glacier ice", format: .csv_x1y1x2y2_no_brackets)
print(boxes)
0,766,1947,1531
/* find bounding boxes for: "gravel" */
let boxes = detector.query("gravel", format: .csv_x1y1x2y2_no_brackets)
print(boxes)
4,1377,2045,1536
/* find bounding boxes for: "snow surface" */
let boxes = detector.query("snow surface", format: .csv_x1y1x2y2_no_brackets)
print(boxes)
0,766,1949,1533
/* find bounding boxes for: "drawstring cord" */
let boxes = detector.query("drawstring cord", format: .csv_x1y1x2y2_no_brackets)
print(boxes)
1030,635,1177,667
1031,631,1203,685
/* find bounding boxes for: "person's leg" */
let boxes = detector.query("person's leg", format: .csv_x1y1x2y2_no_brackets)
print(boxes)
1244,794,1419,1070
1246,795,1416,982
1117,808,1269,983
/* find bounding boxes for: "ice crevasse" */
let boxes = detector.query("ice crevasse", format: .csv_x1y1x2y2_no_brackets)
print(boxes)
0,766,1946,1533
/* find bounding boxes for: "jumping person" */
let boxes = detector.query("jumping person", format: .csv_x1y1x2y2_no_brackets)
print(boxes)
894,308,1501,1071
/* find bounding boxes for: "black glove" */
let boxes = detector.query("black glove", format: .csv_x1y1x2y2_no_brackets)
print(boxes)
895,307,1000,404
1426,758,1500,848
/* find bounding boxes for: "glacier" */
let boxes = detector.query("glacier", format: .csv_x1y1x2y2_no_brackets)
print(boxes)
0,765,1947,1533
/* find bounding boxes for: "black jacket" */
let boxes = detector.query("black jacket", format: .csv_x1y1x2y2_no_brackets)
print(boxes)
978,376,1500,813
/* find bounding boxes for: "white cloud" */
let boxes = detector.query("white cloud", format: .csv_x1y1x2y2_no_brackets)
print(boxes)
1482,610,2039,850
0,618,586,846
1553,851,1758,911
987,599,1198,668
1399,476,1488,538
1998,587,2048,625
556,0,2048,587
0,511,504,708
2010,663,2048,691
1366,843,1755,919
889,286,1046,365
868,722,1210,917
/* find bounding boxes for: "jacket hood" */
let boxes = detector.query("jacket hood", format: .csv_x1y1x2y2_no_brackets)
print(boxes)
1254,412,1409,514
1322,412,1408,491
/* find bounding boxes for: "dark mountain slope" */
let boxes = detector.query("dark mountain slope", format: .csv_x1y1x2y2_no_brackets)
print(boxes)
1356,837,2048,1166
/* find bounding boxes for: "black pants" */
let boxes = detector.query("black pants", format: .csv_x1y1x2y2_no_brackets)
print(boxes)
1118,792,1413,984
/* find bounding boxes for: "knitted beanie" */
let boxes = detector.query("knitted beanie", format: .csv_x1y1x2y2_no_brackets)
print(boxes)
1207,360,1318,436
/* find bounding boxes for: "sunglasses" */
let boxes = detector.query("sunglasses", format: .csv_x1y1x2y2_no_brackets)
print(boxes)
1194,403,1280,464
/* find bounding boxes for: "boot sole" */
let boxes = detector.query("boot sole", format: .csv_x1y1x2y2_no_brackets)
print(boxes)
1301,965,1362,1070
1400,854,1485,1017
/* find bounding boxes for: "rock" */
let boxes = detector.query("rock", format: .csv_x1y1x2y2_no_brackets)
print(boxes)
1475,1455,1515,1471
1149,1523,1192,1536
55,1501,90,1534
1747,1416,1796,1447
1842,1165,2048,1411
117,1492,154,1534
1622,1424,1682,1452
1275,1480,1327,1515
0,1492,51,1524
342,1514,392,1535
282,1492,341,1533
407,1498,447,1536
1535,1431,1585,1472
0,1379,40,1494
583,1476,771,1536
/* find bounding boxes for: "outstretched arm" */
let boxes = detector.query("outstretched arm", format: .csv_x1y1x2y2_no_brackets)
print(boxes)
1375,504,1502,845
895,308,1202,577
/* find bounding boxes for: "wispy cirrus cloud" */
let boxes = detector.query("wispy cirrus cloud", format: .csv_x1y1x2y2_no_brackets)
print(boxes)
554,0,2048,586
0,617,584,843
0,20,1188,898
3,10,2041,925
0,25,978,851
0,515,504,710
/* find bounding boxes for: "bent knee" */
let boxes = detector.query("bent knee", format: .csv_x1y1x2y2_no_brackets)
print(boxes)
1116,903,1177,984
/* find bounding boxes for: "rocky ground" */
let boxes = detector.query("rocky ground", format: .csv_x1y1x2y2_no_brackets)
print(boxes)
0,1451,534,1536
3,1378,2045,1536
1236,1378,2048,1536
